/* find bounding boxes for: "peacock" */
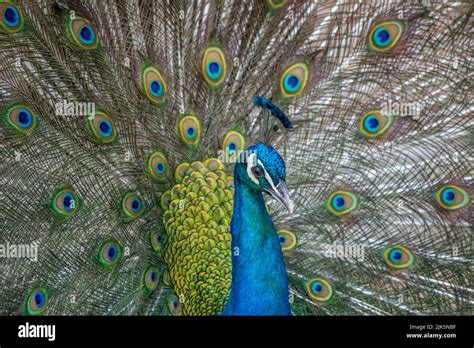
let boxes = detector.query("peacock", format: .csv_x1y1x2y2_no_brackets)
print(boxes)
0,0,472,317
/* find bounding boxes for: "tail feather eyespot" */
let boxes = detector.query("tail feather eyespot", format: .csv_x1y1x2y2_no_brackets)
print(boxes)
368,20,405,52
359,110,394,138
168,294,182,315
147,151,170,181
280,62,309,98
25,288,48,315
327,191,358,216
1,2,25,33
305,278,333,302
4,104,37,134
179,115,201,145
142,65,167,104
66,15,99,49
144,267,160,292
121,192,145,219
277,230,297,252
383,245,414,270
202,46,227,87
98,240,122,267
51,188,79,217
436,185,469,211
222,130,245,158
88,110,117,143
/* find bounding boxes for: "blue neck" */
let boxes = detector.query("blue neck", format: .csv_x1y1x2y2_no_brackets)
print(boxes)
222,171,291,315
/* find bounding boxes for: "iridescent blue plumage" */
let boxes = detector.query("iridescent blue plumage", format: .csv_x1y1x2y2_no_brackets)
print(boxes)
223,143,291,315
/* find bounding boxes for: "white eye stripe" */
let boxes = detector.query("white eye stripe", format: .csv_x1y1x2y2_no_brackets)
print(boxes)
246,154,278,190
258,159,278,192
246,153,259,185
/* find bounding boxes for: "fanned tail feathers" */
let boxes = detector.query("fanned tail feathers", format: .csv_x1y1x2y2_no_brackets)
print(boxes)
0,0,472,315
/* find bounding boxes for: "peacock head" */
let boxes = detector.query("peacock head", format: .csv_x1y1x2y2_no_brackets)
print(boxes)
235,142,293,213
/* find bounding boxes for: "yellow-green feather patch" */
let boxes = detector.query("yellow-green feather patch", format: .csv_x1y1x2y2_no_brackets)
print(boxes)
162,160,233,315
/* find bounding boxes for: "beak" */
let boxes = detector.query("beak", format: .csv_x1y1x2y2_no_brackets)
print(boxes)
266,181,294,214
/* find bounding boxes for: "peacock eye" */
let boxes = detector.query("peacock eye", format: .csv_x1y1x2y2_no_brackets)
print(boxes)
359,110,394,138
383,245,414,270
280,62,309,98
25,288,48,315
222,130,245,157
88,110,117,144
142,65,167,105
66,16,99,50
150,230,166,254
305,278,334,302
98,240,122,267
146,151,170,181
327,190,359,216
4,104,37,134
201,46,227,88
143,266,160,292
251,166,264,177
1,2,25,33
179,115,201,145
277,229,297,252
368,20,405,52
267,0,288,10
51,188,79,217
168,294,182,316
120,191,145,219
436,185,469,211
